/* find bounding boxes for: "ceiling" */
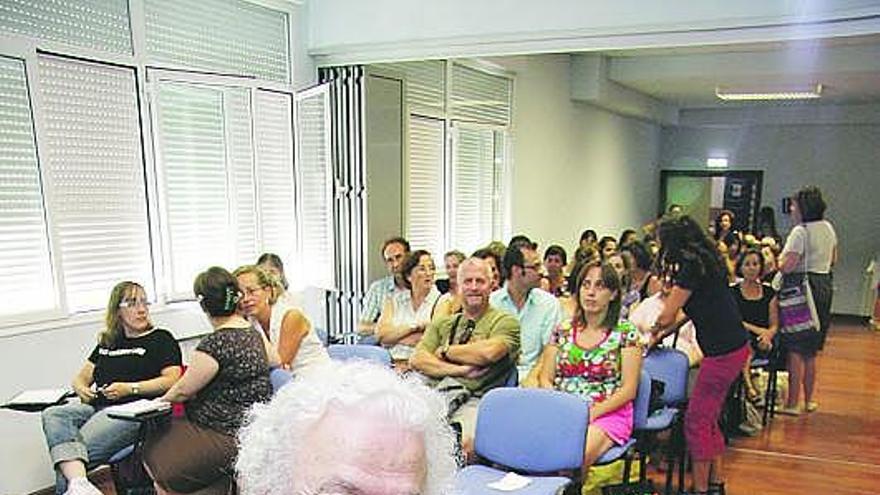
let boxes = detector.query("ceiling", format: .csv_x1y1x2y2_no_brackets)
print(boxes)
596,33,880,108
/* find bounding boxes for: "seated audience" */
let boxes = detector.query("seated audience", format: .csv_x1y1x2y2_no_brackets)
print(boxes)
541,244,570,298
359,237,410,336
435,249,465,295
713,209,739,249
731,248,779,401
537,261,644,468
41,282,182,495
433,250,466,320
472,247,503,291
377,250,441,363
256,252,296,307
144,267,279,495
410,257,520,453
234,265,329,373
579,229,598,249
235,360,458,495
491,242,563,383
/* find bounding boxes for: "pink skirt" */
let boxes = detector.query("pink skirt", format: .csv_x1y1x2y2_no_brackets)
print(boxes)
591,401,634,445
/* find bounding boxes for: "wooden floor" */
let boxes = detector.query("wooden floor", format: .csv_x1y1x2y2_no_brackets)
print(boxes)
87,320,880,495
646,320,880,495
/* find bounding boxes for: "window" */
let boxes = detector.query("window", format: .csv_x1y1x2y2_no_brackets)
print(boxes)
295,85,334,289
37,54,153,312
376,60,512,257
0,56,56,318
0,0,310,325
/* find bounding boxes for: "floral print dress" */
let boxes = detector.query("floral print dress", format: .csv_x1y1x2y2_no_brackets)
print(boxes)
553,319,644,404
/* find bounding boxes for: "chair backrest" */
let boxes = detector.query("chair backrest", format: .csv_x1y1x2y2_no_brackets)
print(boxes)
269,368,294,393
327,344,392,366
643,348,690,405
633,369,652,430
474,388,588,473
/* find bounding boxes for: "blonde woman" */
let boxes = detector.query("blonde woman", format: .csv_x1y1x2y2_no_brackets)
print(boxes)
234,265,329,373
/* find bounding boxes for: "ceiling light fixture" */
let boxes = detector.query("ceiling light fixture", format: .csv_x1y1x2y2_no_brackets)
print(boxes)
715,84,823,101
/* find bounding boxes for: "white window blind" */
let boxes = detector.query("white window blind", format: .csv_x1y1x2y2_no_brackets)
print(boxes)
0,0,132,54
0,56,56,317
406,116,446,259
451,126,496,254
254,90,297,271
223,88,258,266
38,55,153,311
144,0,289,82
374,60,446,116
295,85,334,289
154,82,231,296
492,131,508,241
450,63,512,126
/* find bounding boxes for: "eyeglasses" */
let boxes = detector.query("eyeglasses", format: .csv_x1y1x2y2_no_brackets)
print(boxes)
241,286,267,297
119,298,150,309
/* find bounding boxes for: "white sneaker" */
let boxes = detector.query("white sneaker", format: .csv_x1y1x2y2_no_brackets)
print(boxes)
64,477,103,495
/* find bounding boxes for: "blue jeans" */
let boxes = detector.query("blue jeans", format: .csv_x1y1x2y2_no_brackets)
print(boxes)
41,401,140,494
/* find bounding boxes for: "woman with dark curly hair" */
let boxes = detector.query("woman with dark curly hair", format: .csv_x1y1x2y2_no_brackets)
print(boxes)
777,186,837,415
652,216,749,495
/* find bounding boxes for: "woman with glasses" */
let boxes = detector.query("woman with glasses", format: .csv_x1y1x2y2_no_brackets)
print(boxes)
144,267,279,494
377,250,441,364
41,282,182,495
537,260,645,469
233,265,329,373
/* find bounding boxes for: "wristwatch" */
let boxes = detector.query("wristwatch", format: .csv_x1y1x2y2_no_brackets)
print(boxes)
440,344,450,361
131,382,140,396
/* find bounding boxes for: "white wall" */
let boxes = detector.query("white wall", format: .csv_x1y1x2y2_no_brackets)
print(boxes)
661,104,880,315
491,54,662,253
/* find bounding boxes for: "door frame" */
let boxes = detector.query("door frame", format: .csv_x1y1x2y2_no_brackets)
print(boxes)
659,169,764,233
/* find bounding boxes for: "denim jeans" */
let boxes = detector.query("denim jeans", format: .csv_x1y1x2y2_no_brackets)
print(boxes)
41,401,140,494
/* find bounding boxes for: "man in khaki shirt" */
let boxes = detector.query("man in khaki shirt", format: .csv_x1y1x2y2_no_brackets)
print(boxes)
411,257,520,452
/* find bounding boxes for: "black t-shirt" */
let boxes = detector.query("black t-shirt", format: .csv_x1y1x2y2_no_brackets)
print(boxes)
88,328,182,408
731,283,776,328
673,261,748,357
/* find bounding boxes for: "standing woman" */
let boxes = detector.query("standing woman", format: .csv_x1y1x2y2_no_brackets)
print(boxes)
42,282,182,495
144,267,279,495
234,265,329,374
653,216,749,495
778,186,837,414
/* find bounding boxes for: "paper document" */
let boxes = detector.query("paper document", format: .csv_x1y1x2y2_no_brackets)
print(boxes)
105,398,171,418
487,472,532,491
6,388,70,406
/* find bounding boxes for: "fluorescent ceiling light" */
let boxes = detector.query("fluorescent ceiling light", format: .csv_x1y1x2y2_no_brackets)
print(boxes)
706,157,728,168
715,84,823,101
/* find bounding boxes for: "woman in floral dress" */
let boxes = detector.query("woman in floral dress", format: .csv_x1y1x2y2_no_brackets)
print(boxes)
538,259,644,467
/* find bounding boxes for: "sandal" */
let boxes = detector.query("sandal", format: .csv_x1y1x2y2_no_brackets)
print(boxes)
806,401,819,412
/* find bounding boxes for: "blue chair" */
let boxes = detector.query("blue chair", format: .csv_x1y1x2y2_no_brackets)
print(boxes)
327,344,392,366
591,369,652,493
455,388,589,494
641,348,690,495
270,367,294,392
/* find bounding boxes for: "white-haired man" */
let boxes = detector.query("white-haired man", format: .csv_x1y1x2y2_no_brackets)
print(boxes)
410,257,520,452
236,360,458,495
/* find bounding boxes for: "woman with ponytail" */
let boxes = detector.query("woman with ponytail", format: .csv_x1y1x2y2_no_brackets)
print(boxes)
144,267,279,495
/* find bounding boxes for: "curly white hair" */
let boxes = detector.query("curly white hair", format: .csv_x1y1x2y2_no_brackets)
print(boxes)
235,360,458,495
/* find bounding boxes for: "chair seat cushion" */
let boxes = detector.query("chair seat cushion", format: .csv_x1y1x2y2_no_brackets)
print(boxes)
594,438,635,466
644,407,679,431
455,465,571,494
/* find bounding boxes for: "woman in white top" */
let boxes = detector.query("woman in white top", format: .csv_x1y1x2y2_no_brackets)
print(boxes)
778,186,837,415
376,249,440,363
234,265,329,374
